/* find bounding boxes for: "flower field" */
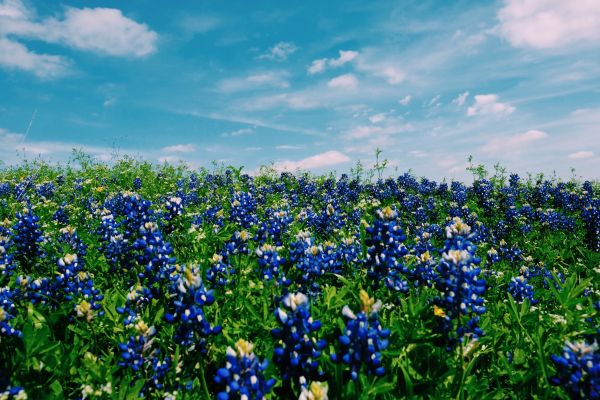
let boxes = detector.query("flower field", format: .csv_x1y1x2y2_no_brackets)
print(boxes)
0,159,598,399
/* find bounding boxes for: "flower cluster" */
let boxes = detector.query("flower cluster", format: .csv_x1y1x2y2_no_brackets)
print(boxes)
433,217,486,349
331,290,390,380
214,339,276,400
133,221,176,287
272,293,326,382
12,208,44,270
365,207,409,292
256,244,289,284
291,237,343,297
507,275,537,305
0,228,16,278
0,385,27,400
0,287,21,337
164,265,221,352
550,340,599,399
229,191,258,228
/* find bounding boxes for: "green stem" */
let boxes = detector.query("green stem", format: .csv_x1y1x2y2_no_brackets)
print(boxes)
455,332,465,400
199,361,211,400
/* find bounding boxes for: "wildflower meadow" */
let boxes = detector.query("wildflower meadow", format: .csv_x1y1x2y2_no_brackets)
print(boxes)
0,157,598,399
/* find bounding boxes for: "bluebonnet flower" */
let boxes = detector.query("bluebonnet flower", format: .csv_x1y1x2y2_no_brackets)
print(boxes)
12,207,45,270
36,181,56,200
298,381,328,400
206,253,235,287
550,340,599,399
0,385,27,399
291,236,343,297
0,228,16,277
272,293,326,382
214,339,276,400
117,319,174,395
331,290,390,380
97,208,131,273
164,265,221,352
256,209,293,246
133,177,142,190
224,230,252,256
52,203,70,225
365,207,409,293
54,253,104,321
133,221,176,285
118,319,157,372
507,275,537,305
0,287,21,337
164,196,183,222
433,217,486,349
0,182,11,198
229,191,258,228
582,198,600,252
256,244,289,284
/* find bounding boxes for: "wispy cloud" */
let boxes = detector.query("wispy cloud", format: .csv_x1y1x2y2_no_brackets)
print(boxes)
482,129,547,155
568,150,594,160
328,73,358,90
221,128,254,137
274,150,351,171
467,94,515,116
0,37,70,78
259,41,297,61
216,71,290,92
452,91,469,106
398,95,411,105
162,144,196,153
307,50,358,74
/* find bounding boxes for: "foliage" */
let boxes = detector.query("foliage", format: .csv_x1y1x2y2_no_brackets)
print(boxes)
0,157,598,399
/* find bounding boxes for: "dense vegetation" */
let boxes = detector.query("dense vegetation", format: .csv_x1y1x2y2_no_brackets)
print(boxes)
0,156,598,399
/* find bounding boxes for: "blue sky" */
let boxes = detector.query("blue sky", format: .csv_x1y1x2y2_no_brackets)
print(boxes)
0,0,599,180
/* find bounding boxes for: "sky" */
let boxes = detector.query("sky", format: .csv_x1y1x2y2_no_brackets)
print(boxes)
0,0,599,181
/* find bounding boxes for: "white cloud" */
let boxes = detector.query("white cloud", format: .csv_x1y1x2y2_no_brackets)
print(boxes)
180,15,221,35
428,94,442,107
221,128,254,137
274,150,351,171
498,0,600,50
259,41,297,61
353,54,406,85
571,108,592,116
452,91,469,106
245,146,262,151
0,37,69,78
327,73,358,90
568,150,594,159
467,94,515,116
329,50,359,67
103,97,117,107
0,1,157,77
162,144,196,153
242,93,319,111
482,129,548,155
44,7,158,57
276,144,304,150
308,59,327,74
369,113,386,124
217,71,289,92
398,95,411,106
307,50,358,74
345,122,413,139
408,150,427,158
377,66,405,85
